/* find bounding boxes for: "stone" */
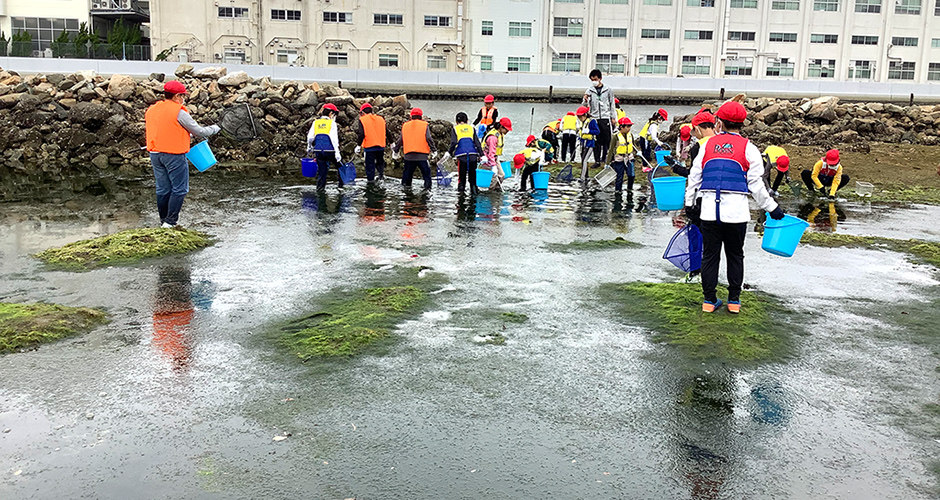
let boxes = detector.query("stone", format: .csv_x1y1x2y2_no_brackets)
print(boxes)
175,64,194,77
0,84,10,97
58,98,77,109
0,92,23,108
265,102,291,120
867,102,884,112
13,94,42,112
45,74,65,86
192,66,227,79
68,102,112,129
391,94,410,108
107,74,136,100
94,87,109,99
325,96,353,107
0,75,21,86
141,89,158,105
149,72,165,82
884,103,903,114
294,89,318,107
756,103,781,125
237,84,260,95
218,70,250,86
91,154,109,169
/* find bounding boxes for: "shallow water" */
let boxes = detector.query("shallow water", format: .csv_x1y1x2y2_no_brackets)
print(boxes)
1,173,939,499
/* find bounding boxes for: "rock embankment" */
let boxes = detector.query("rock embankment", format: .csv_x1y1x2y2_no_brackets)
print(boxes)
666,95,940,150
0,64,454,176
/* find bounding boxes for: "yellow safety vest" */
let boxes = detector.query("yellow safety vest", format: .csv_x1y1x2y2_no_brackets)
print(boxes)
616,108,626,121
455,123,475,140
543,121,560,133
639,121,653,140
519,147,540,166
580,119,596,140
763,145,787,164
615,132,634,155
561,114,578,132
484,128,504,156
314,118,332,136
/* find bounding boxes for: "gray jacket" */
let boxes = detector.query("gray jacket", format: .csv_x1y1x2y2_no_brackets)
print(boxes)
584,84,617,121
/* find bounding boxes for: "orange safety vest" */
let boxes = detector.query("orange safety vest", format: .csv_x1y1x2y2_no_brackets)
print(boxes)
145,100,191,154
360,114,387,149
480,106,496,126
402,119,430,154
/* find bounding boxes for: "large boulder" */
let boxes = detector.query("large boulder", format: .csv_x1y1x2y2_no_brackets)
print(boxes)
294,89,318,107
107,74,136,100
218,70,250,87
806,96,840,123
192,66,227,79
68,102,112,129
175,64,194,77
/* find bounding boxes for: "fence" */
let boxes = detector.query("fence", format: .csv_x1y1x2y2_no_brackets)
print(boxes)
0,42,150,61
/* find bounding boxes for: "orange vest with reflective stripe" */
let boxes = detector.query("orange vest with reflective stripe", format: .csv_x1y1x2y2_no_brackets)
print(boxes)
402,119,430,154
480,106,496,126
145,100,191,154
360,113,387,149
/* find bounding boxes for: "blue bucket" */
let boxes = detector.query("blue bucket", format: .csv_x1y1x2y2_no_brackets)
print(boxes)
186,141,217,172
655,150,671,167
650,177,686,211
501,161,513,178
339,162,356,184
532,171,550,190
476,168,494,188
762,214,810,257
477,124,487,139
301,158,317,178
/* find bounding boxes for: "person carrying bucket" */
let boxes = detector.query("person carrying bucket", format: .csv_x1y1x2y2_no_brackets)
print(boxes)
449,112,484,195
559,112,579,163
514,146,545,191
684,101,784,314
675,123,693,163
576,106,600,186
801,149,849,200
605,117,636,195
307,103,345,191
392,108,435,190
145,80,221,228
761,146,790,198
672,111,717,178
473,94,499,129
355,102,390,183
526,134,555,163
482,117,512,189
541,119,561,159
638,108,667,164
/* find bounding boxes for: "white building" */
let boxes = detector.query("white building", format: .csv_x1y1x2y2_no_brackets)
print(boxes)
0,0,90,52
466,0,548,73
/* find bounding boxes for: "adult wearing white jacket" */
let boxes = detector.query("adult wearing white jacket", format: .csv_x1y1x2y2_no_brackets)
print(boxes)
684,101,785,314
307,103,344,190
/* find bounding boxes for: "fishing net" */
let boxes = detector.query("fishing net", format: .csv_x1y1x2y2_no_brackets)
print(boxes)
339,162,357,184
219,104,259,141
436,165,452,187
554,165,573,183
663,224,702,273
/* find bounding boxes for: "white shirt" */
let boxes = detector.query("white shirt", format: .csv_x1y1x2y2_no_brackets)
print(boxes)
306,116,342,162
684,135,778,224
648,123,663,146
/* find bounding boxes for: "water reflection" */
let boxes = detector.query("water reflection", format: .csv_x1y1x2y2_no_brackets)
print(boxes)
673,371,734,500
151,266,194,372
360,184,387,224
800,201,846,232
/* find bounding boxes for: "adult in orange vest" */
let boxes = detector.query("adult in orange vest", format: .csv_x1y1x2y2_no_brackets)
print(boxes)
145,81,220,228
355,102,390,183
472,94,499,128
393,108,435,190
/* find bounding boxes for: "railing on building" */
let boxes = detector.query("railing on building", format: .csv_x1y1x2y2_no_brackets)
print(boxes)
1,41,151,61
90,0,149,16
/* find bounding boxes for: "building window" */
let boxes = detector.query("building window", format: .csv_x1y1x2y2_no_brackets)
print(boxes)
771,0,800,8
811,34,839,43
596,54,625,73
641,29,671,39
427,55,447,69
684,30,713,40
724,57,753,76
271,10,301,21
481,20,493,36
379,54,399,67
638,54,668,74
644,0,673,5
374,14,403,25
327,52,348,66
851,35,879,45
808,58,836,77
681,55,711,75
552,53,582,72
933,38,940,47
323,12,352,23
555,0,583,3
598,27,628,38
728,31,756,41
895,0,921,13
600,0,629,3
936,0,940,14
928,62,940,80
848,60,873,79
223,48,246,64
219,7,249,18
688,0,716,5
766,58,795,76
731,0,758,7
276,49,297,64
507,56,531,72
509,21,533,37
892,36,918,47
480,55,493,71
888,61,915,79
813,0,839,10
553,18,583,37
769,32,798,42
855,0,881,11
10,17,80,52
424,16,452,27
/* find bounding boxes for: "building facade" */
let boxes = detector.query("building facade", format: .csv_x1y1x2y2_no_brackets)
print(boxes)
148,0,940,83
0,0,90,52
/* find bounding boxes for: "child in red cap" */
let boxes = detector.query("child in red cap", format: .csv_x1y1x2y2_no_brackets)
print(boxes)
802,149,849,200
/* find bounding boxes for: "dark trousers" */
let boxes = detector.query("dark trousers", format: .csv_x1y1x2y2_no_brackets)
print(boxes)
457,156,478,194
801,170,850,193
611,160,635,192
519,164,539,190
561,134,577,162
150,152,189,226
700,221,747,303
403,159,432,190
637,137,653,163
594,119,612,164
364,147,385,182
541,130,559,158
316,153,343,190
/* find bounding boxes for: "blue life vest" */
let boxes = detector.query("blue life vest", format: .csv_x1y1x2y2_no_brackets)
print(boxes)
454,124,478,158
700,133,750,196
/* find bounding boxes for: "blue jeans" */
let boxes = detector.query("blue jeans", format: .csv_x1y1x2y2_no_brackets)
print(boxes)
611,160,635,192
402,159,432,190
150,152,190,226
364,147,385,182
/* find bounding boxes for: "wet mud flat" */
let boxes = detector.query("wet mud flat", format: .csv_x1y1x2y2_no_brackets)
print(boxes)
0,173,939,499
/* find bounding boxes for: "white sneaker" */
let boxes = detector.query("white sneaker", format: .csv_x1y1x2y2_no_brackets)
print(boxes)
161,222,174,229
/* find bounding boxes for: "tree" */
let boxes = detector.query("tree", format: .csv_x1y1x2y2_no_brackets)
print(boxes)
0,31,8,57
50,30,72,58
72,22,101,58
106,18,142,59
11,31,32,57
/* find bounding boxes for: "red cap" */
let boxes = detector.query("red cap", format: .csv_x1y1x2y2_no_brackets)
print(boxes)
484,94,495,103
658,108,668,120
163,81,188,94
776,155,790,171
526,134,536,145
359,102,373,112
716,101,747,123
615,98,620,105
825,149,840,165
322,103,338,113
679,125,692,141
566,111,575,116
618,117,633,126
499,117,512,131
513,153,526,166
410,107,423,117
576,106,589,116
691,111,715,128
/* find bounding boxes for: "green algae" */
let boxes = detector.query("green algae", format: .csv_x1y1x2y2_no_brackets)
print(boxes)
864,186,940,205
800,232,940,268
35,227,212,270
546,237,643,253
599,282,794,363
0,302,108,353
501,312,529,323
481,332,507,345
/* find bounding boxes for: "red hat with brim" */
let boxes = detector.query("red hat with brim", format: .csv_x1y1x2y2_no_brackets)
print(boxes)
164,81,188,94
658,108,668,120
322,103,339,113
526,135,536,144
576,106,589,116
410,108,423,117
716,101,747,123
825,149,840,165
776,155,790,172
499,117,512,131
618,117,633,126
360,103,373,112
484,95,495,103
680,126,692,141
691,112,715,128
513,153,526,166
